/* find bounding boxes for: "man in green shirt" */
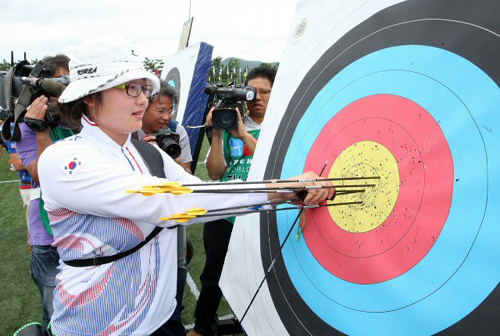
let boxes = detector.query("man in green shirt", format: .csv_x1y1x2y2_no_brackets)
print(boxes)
189,66,276,336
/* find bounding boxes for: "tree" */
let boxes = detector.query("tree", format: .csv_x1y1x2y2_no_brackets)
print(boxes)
209,56,223,84
227,58,240,70
0,58,41,71
211,56,223,72
143,57,163,75
0,59,11,71
226,58,243,84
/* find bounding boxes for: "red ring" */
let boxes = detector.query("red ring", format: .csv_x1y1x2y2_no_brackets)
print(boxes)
302,95,453,284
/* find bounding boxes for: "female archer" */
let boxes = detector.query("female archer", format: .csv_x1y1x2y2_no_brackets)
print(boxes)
37,36,333,335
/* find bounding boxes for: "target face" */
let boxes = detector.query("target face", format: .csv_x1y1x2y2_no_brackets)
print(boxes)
164,67,181,118
256,1,500,334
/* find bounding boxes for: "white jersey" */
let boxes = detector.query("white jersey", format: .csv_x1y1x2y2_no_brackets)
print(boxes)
38,116,266,335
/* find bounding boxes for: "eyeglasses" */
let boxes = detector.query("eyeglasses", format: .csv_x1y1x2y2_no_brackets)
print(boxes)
155,108,174,115
115,82,153,99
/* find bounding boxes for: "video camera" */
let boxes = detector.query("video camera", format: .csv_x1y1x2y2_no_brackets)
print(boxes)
152,129,181,159
0,60,69,142
204,84,256,130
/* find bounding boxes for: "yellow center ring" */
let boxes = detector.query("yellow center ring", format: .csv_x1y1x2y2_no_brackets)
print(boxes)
328,141,400,233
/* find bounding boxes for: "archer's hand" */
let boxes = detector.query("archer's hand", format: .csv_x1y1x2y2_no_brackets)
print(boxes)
267,171,335,206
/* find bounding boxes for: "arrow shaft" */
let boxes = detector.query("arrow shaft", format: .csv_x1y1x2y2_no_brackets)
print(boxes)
190,184,373,194
182,176,379,187
202,200,293,215
198,201,362,218
186,191,364,217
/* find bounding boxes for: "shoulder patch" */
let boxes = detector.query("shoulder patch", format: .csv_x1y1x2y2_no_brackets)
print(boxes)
62,157,85,178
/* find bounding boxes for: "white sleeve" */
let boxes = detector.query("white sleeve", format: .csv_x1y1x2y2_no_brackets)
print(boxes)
38,142,267,227
176,126,192,164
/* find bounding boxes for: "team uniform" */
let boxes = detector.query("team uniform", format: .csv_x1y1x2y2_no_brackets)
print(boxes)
38,116,266,335
137,120,193,310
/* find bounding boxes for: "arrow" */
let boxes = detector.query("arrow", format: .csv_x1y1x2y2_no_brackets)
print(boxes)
159,201,363,223
180,176,380,187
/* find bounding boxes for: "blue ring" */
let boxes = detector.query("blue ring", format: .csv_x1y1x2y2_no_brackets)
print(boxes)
278,45,500,333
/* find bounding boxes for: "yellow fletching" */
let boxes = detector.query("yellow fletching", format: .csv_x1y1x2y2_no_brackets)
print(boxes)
157,186,178,192
161,215,193,221
170,187,193,195
160,214,194,222
160,209,201,222
186,208,208,216
132,184,191,196
158,182,183,188
140,191,158,196
141,187,160,191
171,213,188,219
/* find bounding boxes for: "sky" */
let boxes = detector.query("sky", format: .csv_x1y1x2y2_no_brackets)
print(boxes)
1,0,297,64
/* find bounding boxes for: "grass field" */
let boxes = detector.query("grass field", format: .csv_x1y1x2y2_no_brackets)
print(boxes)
0,137,237,334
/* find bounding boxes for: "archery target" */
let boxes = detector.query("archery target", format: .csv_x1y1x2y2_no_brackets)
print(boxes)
252,1,500,335
159,42,213,160
164,67,181,118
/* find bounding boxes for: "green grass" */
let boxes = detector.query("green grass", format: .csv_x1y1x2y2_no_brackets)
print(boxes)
0,152,42,334
185,137,235,326
1,137,237,334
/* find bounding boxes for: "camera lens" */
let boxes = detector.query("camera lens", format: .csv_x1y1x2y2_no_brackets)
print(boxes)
213,109,237,130
157,135,181,159
218,110,236,128
164,142,181,159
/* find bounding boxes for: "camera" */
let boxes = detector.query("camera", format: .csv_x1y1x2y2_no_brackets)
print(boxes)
0,60,68,142
152,129,181,159
204,85,256,130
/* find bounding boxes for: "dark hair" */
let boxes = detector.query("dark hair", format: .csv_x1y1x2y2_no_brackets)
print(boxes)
150,80,178,105
42,54,70,75
59,93,102,132
245,66,277,87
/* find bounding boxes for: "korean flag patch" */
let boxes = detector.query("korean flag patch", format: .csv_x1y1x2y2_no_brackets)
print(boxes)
63,157,84,178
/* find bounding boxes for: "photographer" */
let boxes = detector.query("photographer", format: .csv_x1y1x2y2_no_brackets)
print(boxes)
15,54,73,329
139,82,192,174
190,66,277,336
137,80,193,318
